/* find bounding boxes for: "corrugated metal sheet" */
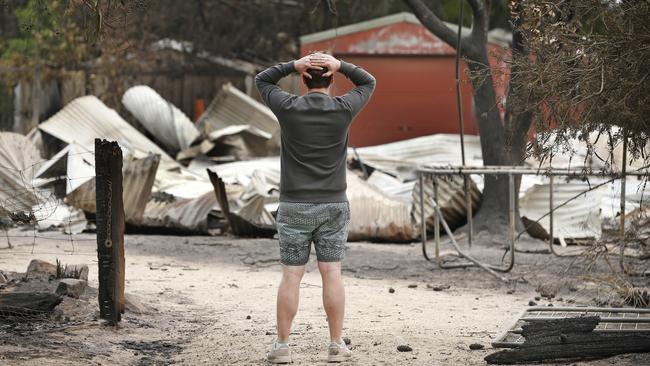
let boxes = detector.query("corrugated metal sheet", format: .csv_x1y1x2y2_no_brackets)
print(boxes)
141,191,218,233
196,83,279,139
412,174,481,231
38,96,176,165
347,172,416,241
122,85,200,154
65,153,160,225
34,143,95,194
351,134,483,180
0,132,47,215
520,182,602,240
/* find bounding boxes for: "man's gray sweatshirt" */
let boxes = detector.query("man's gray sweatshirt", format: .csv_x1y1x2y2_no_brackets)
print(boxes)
255,60,376,203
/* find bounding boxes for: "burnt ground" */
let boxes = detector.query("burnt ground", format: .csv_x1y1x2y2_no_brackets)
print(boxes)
0,228,648,365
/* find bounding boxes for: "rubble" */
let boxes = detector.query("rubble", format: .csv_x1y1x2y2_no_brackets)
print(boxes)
196,83,280,157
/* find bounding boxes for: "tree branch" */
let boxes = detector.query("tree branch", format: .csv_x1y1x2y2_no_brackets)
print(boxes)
466,0,489,45
403,0,467,51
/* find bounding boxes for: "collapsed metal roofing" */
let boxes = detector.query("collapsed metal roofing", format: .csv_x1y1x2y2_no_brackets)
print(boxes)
122,85,200,154
0,132,47,215
196,83,279,139
38,96,176,165
520,182,603,241
351,134,483,180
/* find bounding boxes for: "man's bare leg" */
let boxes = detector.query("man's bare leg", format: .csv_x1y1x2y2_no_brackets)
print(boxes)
276,264,306,342
318,261,345,342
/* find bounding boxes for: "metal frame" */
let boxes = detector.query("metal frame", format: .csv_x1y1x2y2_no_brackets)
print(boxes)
492,306,650,348
417,165,648,281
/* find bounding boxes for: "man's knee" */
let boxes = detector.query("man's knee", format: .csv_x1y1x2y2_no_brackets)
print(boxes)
318,261,342,277
281,264,306,282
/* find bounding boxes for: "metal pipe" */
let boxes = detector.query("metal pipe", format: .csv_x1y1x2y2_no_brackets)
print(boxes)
433,177,440,262
417,166,649,177
508,173,516,268
419,174,430,261
620,132,628,273
433,204,508,281
549,175,554,252
464,175,473,247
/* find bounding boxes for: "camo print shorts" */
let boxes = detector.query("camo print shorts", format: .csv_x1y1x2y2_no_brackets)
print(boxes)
275,202,351,266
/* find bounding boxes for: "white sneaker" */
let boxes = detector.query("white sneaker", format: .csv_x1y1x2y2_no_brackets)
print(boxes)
327,341,352,363
267,340,292,364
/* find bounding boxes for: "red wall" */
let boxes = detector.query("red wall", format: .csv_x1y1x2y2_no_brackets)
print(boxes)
301,21,510,147
332,55,478,147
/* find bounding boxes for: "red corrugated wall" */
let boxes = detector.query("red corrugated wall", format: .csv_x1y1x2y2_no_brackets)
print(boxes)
331,55,477,146
301,20,509,147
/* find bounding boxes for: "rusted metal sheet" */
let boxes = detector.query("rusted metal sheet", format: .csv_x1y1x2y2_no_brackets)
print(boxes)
122,85,200,154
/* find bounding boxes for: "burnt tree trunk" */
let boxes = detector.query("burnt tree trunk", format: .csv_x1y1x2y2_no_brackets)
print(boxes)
404,0,532,235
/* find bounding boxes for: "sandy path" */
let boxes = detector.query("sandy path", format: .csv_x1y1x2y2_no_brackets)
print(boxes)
0,230,648,365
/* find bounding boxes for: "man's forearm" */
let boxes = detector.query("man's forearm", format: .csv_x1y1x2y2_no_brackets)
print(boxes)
338,60,376,87
255,61,296,109
255,61,296,87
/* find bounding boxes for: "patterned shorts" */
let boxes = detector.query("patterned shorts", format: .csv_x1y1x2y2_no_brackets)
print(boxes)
276,202,351,266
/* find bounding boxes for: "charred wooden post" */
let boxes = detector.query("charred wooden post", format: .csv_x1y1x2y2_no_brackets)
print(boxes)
485,316,650,364
95,139,125,325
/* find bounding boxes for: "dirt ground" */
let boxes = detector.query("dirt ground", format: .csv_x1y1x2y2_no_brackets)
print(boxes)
0,228,648,365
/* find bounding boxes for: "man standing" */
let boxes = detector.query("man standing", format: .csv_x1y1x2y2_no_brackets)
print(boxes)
255,53,375,363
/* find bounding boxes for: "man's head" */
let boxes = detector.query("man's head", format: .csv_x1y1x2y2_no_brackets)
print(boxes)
303,67,333,90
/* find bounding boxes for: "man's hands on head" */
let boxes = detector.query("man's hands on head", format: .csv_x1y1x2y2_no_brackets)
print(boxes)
294,52,341,78
308,53,341,77
294,54,322,79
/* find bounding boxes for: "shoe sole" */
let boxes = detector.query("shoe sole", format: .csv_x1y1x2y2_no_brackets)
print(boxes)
327,355,351,363
267,355,292,364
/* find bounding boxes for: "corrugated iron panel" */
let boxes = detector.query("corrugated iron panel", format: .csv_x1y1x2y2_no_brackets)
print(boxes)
351,134,483,180
412,174,481,231
38,96,176,165
520,182,602,240
141,191,218,234
196,83,279,138
65,153,160,225
122,85,200,153
347,172,417,241
0,132,47,216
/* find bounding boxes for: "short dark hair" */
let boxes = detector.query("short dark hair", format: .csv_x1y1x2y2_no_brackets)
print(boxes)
303,68,332,89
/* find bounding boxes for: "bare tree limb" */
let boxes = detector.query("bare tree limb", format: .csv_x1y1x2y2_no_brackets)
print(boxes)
403,0,468,52
467,0,489,44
